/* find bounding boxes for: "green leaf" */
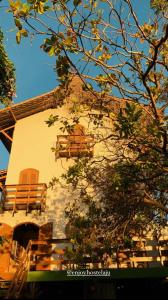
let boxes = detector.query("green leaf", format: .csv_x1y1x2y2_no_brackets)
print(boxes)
14,18,22,30
0,29,15,105
19,3,30,16
20,29,28,37
45,114,59,127
73,0,82,6
16,31,21,44
48,46,55,56
56,55,70,81
27,0,36,3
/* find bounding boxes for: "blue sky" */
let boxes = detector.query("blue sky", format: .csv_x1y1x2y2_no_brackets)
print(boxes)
0,3,58,169
0,0,150,102
0,6,58,102
0,0,150,170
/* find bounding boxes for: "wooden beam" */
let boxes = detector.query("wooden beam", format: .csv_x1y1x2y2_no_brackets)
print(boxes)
1,130,13,142
2,125,15,132
9,108,17,123
0,133,11,152
0,175,7,180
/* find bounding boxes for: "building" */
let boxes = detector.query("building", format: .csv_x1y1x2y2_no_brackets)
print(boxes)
0,76,168,299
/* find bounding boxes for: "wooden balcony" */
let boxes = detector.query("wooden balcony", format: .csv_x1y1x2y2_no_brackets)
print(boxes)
56,135,94,158
4,237,168,299
0,169,7,190
10,237,168,272
2,183,47,215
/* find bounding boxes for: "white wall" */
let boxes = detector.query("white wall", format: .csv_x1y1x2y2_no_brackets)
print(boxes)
1,104,113,238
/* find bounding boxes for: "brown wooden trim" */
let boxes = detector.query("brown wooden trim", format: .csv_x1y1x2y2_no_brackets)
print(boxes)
9,108,17,123
0,89,58,131
3,183,47,214
1,130,13,142
0,125,15,132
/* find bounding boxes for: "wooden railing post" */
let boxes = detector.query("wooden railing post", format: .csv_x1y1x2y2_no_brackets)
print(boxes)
3,183,47,214
56,134,94,158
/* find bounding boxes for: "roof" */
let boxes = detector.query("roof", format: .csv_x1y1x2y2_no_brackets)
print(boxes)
0,75,151,152
0,88,60,131
0,75,131,132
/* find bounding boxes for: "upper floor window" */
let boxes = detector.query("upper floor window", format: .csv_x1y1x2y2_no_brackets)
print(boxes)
56,124,94,158
19,168,39,184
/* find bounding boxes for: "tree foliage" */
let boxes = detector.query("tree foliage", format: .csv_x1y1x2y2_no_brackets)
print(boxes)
0,29,15,106
6,0,168,255
7,1,168,108
63,102,168,258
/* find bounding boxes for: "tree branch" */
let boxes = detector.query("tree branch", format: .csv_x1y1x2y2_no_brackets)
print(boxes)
143,24,168,80
144,192,168,214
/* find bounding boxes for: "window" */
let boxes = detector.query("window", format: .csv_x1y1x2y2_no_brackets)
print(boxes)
19,168,39,184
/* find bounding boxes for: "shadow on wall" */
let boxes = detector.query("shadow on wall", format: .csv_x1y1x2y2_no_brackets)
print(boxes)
0,223,13,277
26,187,70,239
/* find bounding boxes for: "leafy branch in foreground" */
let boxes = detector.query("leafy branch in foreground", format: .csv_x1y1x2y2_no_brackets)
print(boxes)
0,29,16,106
63,100,168,258
7,0,168,148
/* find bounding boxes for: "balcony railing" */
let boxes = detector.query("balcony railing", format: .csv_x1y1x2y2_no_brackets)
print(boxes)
11,237,168,272
56,135,94,158
2,183,47,215
6,237,168,298
0,169,7,190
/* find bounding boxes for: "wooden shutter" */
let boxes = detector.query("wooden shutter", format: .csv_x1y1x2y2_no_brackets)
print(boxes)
30,173,38,184
69,124,86,149
19,173,28,185
0,224,13,277
73,124,85,135
19,169,39,184
39,222,53,240
18,169,39,198
37,222,53,271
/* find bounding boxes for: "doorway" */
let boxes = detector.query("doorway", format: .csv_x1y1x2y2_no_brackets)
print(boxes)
13,223,39,249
